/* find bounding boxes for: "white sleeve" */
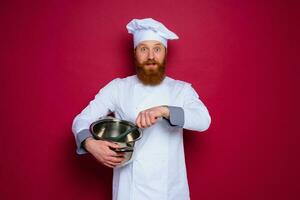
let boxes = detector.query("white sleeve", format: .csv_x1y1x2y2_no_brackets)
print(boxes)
71,78,120,153
182,84,211,132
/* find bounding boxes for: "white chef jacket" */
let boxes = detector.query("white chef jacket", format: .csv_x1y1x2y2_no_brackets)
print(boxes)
72,75,211,200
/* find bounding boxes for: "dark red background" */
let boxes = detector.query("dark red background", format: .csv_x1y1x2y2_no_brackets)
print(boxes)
1,0,299,199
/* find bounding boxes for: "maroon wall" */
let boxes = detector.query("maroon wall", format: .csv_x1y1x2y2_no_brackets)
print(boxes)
1,0,298,199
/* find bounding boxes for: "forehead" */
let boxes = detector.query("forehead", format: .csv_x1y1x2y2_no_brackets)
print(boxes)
137,40,164,47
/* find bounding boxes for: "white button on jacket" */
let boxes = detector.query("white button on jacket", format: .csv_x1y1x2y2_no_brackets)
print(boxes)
72,75,211,200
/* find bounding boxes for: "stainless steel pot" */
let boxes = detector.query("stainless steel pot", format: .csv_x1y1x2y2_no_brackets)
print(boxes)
89,117,142,167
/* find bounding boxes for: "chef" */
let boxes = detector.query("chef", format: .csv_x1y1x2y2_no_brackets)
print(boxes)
72,18,211,200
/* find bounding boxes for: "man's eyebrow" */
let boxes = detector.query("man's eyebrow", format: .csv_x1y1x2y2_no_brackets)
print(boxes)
138,43,163,47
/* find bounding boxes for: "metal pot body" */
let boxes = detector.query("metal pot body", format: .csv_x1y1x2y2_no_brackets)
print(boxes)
89,117,142,167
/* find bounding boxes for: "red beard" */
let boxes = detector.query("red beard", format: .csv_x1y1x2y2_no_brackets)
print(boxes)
134,57,166,85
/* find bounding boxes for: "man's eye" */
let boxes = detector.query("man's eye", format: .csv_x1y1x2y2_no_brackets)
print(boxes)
154,48,161,52
140,47,146,52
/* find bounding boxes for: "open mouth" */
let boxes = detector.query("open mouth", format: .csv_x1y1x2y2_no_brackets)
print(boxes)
145,63,157,67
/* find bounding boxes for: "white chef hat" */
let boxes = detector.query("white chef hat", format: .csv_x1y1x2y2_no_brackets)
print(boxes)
126,18,179,48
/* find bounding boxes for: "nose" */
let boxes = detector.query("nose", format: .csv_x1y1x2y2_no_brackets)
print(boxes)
147,49,154,59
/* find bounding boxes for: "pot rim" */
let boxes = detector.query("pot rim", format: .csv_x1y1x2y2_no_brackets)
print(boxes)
89,117,142,142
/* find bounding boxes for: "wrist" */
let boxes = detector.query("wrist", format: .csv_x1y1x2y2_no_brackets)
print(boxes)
83,137,95,152
161,106,170,118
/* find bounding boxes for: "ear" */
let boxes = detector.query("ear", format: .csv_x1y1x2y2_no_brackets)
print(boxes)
133,48,137,58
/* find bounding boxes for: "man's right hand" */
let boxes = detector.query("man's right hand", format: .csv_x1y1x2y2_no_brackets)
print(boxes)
84,137,125,168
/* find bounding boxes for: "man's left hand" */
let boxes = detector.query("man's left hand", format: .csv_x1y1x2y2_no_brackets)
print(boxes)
135,106,170,128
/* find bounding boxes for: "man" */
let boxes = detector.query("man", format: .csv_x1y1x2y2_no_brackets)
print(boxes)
72,18,211,200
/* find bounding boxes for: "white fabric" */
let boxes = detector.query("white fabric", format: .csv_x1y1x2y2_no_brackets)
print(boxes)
133,29,168,48
72,75,211,200
126,18,179,48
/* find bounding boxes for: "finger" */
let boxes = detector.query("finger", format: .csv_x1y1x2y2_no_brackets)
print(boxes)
107,156,125,163
106,141,120,149
149,111,158,124
97,159,114,168
107,155,125,163
136,113,142,128
141,111,147,128
111,147,127,155
107,149,119,157
109,150,125,157
145,111,152,127
106,161,121,167
114,155,125,159
105,160,122,167
115,152,126,157
107,159,123,165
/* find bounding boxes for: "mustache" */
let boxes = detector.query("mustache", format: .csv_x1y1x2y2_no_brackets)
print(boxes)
142,59,159,65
